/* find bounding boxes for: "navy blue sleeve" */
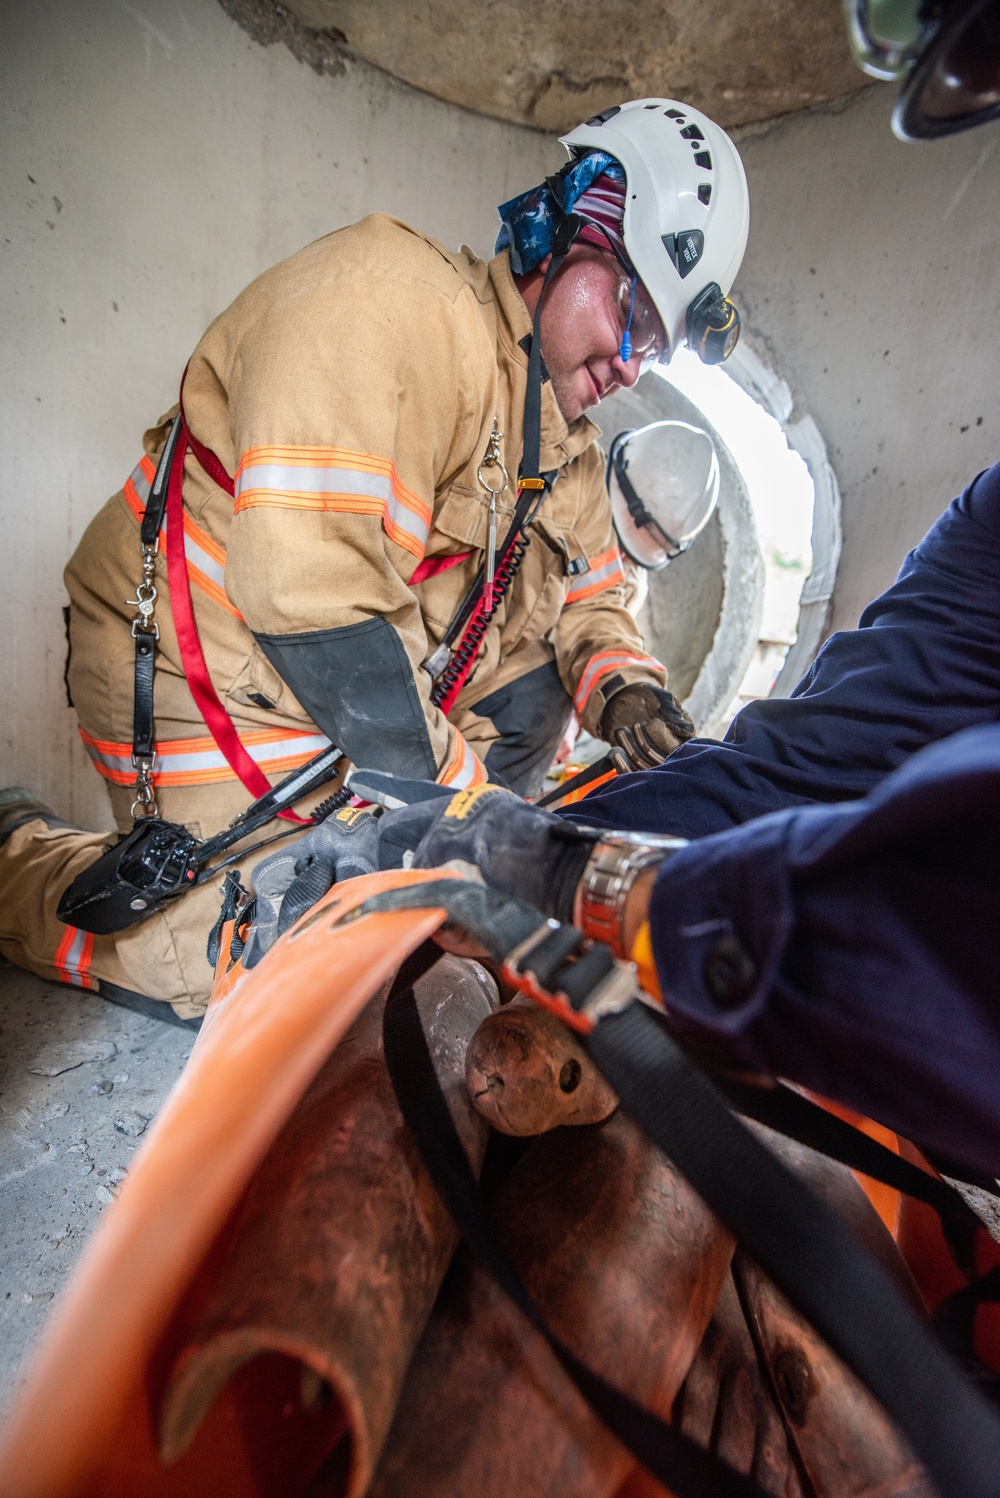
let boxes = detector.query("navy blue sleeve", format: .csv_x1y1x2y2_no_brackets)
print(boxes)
648,724,1000,1183
566,462,1000,839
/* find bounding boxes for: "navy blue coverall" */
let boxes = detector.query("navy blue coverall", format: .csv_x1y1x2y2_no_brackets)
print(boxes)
569,462,1000,1181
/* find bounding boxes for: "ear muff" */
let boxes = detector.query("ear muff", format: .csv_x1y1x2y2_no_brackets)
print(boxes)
894,0,1000,139
685,282,741,365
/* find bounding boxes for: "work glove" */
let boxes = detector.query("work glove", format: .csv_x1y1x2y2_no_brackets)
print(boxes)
244,805,381,965
243,794,454,966
411,784,597,923
598,682,694,773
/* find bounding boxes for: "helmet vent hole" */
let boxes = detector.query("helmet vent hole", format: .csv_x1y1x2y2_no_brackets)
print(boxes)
694,151,713,169
680,124,705,141
664,108,685,119
698,183,712,206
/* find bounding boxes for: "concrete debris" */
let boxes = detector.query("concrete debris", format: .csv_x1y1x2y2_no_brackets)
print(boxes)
41,1102,69,1121
112,1112,149,1139
87,1079,113,1096
27,1041,116,1077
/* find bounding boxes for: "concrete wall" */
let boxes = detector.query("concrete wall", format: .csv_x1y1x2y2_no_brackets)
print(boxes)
733,85,1000,637
3,2,998,826
0,0,555,825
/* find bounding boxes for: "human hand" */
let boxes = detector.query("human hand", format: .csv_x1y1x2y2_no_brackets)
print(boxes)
599,682,694,772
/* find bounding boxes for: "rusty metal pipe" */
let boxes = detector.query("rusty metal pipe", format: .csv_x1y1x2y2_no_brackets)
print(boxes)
616,1127,932,1498
466,993,619,1135
157,955,498,1498
369,1109,734,1498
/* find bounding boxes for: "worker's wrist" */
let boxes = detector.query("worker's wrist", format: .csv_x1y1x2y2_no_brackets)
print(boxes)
572,831,686,957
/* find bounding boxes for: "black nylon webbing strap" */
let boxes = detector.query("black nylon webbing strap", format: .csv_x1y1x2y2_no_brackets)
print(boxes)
718,1076,982,1271
132,414,183,765
141,412,181,547
382,955,768,1498
585,1003,1000,1498
535,753,616,808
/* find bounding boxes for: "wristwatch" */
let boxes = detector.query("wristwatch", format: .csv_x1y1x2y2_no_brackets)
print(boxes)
573,831,687,956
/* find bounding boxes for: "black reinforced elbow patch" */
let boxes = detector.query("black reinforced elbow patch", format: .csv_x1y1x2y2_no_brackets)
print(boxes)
254,618,437,779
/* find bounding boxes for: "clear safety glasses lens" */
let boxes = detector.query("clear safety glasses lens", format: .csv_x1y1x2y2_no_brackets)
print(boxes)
894,0,1000,138
613,277,669,367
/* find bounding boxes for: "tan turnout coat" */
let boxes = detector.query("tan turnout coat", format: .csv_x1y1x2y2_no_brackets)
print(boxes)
67,213,664,820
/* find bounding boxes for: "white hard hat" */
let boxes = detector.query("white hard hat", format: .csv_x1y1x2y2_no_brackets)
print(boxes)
608,421,720,570
561,99,750,364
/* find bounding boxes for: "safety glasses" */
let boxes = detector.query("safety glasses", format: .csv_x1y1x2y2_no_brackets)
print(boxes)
612,273,670,367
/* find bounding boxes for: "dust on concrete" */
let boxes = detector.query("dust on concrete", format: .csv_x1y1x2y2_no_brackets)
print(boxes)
0,966,194,1416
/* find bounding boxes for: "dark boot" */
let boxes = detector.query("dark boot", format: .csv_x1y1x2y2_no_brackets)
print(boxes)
0,787,76,849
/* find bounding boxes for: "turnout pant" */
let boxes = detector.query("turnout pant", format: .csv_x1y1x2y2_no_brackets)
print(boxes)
0,663,575,1018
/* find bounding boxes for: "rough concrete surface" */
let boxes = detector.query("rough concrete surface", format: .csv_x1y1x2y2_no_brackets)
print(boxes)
0,964,193,1418
280,0,868,132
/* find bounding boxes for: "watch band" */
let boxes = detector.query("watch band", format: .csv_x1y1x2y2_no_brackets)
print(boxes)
572,831,686,956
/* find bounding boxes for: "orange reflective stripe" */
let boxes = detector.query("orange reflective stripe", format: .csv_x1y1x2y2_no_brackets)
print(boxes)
565,546,626,604
438,731,487,790
573,648,665,715
234,444,432,561
120,457,243,619
79,726,332,789
54,925,95,991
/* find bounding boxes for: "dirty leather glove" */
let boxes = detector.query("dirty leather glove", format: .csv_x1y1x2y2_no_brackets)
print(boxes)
411,784,597,923
245,805,381,965
598,682,695,773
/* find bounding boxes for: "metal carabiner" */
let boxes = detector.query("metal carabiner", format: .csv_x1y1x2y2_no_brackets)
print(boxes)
477,419,509,596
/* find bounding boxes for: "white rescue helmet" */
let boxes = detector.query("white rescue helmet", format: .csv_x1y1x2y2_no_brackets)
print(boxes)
608,421,720,570
561,99,750,364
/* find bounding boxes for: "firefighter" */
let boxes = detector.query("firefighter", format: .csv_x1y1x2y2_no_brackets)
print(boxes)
0,98,750,1017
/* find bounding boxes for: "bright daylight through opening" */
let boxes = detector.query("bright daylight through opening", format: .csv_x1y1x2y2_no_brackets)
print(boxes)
657,350,816,730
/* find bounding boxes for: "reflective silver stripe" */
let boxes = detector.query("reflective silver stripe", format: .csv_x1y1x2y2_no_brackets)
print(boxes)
129,459,152,505
83,732,332,777
62,928,89,988
82,743,129,776
236,461,431,552
182,532,225,588
567,552,624,597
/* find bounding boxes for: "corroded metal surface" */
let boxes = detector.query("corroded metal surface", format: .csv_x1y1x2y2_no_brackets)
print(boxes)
736,1251,934,1497
466,994,618,1135
158,956,498,1498
280,0,867,132
369,1109,734,1497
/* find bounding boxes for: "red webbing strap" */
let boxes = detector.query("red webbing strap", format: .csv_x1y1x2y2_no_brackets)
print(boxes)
178,367,236,498
164,420,307,823
410,550,472,586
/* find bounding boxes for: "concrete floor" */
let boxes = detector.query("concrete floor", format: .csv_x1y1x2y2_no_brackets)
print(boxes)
0,963,195,1422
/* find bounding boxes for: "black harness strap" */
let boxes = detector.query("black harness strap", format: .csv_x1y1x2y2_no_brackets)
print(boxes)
585,1003,1000,1498
369,882,1000,1498
132,414,182,768
382,950,768,1498
718,1075,983,1273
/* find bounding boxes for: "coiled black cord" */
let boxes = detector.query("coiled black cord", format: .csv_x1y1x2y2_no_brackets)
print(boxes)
311,785,352,822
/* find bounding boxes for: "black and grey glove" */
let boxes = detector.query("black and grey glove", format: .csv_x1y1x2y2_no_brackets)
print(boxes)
411,784,597,922
599,682,695,773
245,805,382,965
244,795,457,965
